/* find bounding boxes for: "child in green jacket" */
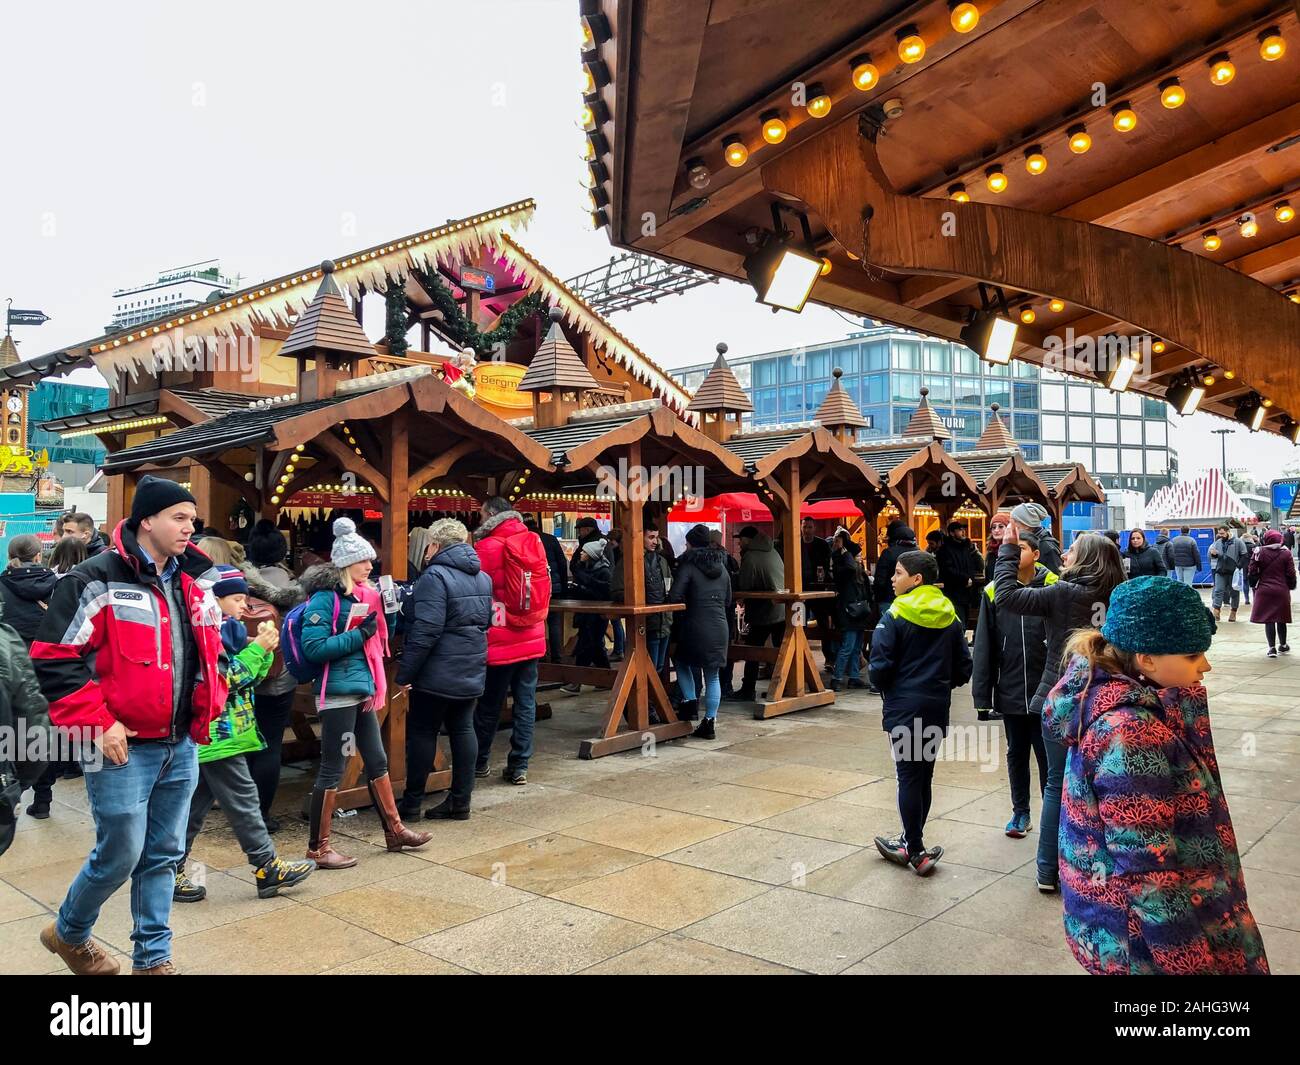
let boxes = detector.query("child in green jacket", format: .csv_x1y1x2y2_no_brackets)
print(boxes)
174,566,315,902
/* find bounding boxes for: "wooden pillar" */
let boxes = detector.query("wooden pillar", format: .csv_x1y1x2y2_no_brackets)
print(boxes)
189,464,216,534
106,471,135,528
624,440,648,727
383,408,410,581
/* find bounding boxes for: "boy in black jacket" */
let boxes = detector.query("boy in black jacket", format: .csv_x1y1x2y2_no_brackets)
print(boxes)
971,532,1054,838
868,551,972,876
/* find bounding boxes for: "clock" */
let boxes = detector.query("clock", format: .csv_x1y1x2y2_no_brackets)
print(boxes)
5,395,21,414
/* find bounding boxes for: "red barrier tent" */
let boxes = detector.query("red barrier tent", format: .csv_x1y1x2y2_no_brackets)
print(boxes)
668,493,861,523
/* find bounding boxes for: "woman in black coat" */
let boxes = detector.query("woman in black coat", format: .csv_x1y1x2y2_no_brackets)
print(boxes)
1124,529,1167,578
993,529,1126,893
397,519,493,820
831,533,871,689
668,525,732,740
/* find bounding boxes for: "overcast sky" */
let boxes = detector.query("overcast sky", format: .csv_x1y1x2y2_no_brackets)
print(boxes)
2,0,1294,486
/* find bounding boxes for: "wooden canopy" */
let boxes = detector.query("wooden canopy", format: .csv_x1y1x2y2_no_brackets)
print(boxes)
588,0,1300,434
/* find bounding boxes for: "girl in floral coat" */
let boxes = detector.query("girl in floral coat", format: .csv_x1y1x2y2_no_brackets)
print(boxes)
1043,575,1269,975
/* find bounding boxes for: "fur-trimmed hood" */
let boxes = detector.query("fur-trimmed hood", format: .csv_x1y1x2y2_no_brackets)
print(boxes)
240,562,305,609
299,562,345,595
474,509,524,540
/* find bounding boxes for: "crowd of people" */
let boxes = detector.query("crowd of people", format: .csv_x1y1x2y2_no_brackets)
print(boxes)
0,478,1278,976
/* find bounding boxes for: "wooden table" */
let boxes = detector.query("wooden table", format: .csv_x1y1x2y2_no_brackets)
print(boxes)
541,599,689,758
732,590,837,719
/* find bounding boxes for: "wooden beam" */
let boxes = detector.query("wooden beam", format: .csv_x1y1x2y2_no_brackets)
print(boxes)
1229,234,1300,279
382,407,410,581
410,439,475,493
314,430,389,503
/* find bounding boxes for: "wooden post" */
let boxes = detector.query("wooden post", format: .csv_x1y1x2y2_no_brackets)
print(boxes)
383,408,410,581
189,464,215,534
106,471,135,529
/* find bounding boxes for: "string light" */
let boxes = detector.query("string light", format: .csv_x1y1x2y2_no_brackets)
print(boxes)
1202,230,1222,252
723,135,749,166
897,26,925,64
949,2,978,33
61,414,169,438
1067,124,1091,154
1159,77,1185,109
850,55,879,91
805,83,832,119
1259,27,1286,62
1111,102,1137,133
948,183,970,202
760,110,787,144
1024,146,1047,174
985,165,1007,193
1208,53,1235,86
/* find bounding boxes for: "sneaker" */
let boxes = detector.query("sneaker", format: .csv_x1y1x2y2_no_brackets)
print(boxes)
424,795,471,820
503,767,527,785
1267,647,1278,658
1005,812,1032,838
829,677,844,692
691,717,716,740
909,846,943,877
25,798,51,819
976,709,1003,722
474,764,491,779
1281,644,1292,654
254,856,316,899
866,683,882,695
560,683,582,695
173,868,207,903
1036,879,1058,894
874,834,910,866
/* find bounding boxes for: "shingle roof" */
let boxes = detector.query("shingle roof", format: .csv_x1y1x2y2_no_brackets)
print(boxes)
523,408,647,465
518,309,599,392
687,346,752,413
39,398,160,434
973,404,1017,451
856,447,921,476
814,369,867,428
101,395,345,471
953,448,1020,483
0,335,20,370
723,430,808,464
1029,462,1079,488
279,263,376,361
901,388,951,441
168,388,261,417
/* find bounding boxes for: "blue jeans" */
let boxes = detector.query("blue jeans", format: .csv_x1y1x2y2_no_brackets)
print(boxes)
834,628,865,679
1211,570,1239,610
676,662,721,719
57,737,198,969
1175,566,1196,586
611,618,625,656
1036,719,1067,886
647,636,668,672
474,658,539,773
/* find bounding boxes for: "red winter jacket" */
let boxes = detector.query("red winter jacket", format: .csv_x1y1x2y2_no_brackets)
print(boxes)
473,510,546,666
31,520,228,744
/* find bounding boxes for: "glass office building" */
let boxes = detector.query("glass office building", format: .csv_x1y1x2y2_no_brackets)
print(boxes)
670,323,1176,499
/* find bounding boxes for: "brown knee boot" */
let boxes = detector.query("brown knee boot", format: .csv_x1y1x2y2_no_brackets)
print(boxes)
306,788,357,869
368,774,432,852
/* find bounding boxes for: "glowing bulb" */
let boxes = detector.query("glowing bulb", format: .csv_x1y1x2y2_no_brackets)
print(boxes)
1019,305,1036,324
1203,374,1217,387
1049,299,1065,313
1259,28,1285,61
1152,340,1166,354
851,56,879,91
819,257,833,276
949,2,979,33
1224,370,1236,380
948,183,970,202
1111,103,1137,133
897,26,925,64
760,111,787,144
1067,124,1091,154
1024,147,1047,174
1202,230,1222,252
1276,201,1295,224
1239,215,1258,239
806,84,832,119
1159,78,1185,109
985,165,1007,193
1291,293,1300,304
723,136,749,167
1209,53,1235,86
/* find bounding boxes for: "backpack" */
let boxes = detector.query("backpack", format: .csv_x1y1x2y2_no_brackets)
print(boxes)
243,596,285,679
499,528,552,627
281,594,340,684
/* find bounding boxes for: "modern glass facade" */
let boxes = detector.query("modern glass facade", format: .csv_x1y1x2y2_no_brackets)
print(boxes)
27,381,110,466
670,324,1176,499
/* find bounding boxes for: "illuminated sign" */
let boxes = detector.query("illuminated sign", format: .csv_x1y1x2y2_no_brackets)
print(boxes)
459,268,496,293
474,363,531,409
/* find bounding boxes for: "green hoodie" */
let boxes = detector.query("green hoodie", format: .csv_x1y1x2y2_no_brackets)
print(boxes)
888,584,957,629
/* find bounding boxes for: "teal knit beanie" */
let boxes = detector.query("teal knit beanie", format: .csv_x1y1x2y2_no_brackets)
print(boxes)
1100,575,1215,655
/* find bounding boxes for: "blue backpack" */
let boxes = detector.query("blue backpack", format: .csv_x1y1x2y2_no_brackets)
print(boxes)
281,595,340,684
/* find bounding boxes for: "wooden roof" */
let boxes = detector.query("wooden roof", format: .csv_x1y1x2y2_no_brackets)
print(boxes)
813,368,867,428
279,264,376,361
901,388,950,440
592,0,1300,435
0,335,19,371
518,309,600,392
973,404,1017,451
687,345,753,413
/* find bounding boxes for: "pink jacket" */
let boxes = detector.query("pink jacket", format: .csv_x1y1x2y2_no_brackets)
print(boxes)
355,581,390,711
474,510,546,666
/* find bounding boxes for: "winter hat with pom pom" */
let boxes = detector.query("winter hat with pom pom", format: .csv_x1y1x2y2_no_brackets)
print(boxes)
331,517,376,569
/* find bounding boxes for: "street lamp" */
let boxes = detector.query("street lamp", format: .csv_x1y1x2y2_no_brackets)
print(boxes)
1211,427,1232,474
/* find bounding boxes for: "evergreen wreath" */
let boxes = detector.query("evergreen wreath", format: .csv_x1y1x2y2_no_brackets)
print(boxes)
410,266,546,359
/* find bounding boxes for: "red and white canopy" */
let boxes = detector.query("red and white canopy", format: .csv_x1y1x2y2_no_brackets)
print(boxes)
1147,467,1257,526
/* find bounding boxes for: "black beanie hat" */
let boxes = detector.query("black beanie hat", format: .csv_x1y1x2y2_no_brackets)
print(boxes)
130,475,197,526
685,523,711,548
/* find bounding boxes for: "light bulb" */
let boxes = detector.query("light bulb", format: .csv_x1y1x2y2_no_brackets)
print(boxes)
723,136,749,167
948,183,970,202
851,56,879,91
1049,299,1065,313
1159,77,1185,109
897,26,925,64
1239,215,1258,239
760,111,787,144
1024,147,1047,174
1276,201,1295,224
806,84,832,118
1259,28,1285,61
1019,305,1036,324
1202,230,1222,252
985,165,1007,193
949,2,979,33
1111,102,1137,133
1209,53,1235,86
1152,340,1166,354
1068,124,1091,154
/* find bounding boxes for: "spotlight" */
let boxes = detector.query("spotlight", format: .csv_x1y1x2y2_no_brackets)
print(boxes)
961,292,1018,364
1102,349,1140,393
579,99,608,131
1283,419,1300,444
581,161,608,188
581,133,609,162
580,13,610,53
1236,395,1265,432
1166,373,1205,416
743,205,822,313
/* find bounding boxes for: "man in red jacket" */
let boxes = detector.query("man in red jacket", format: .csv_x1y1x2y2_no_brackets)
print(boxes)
32,476,226,975
472,496,548,785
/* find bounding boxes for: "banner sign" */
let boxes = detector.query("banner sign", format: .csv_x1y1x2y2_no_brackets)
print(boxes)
459,267,496,293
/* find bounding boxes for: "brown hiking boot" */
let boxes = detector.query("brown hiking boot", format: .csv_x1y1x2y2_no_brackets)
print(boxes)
40,923,120,976
1214,606,1222,621
369,774,432,852
1229,609,1238,622
306,787,358,870
132,960,179,974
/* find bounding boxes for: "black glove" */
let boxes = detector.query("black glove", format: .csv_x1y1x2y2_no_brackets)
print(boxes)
357,612,379,641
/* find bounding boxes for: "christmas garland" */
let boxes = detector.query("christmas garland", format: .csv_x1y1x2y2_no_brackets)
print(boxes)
410,266,545,358
383,282,409,357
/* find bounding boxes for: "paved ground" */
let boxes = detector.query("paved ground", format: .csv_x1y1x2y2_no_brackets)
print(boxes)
4,600,1298,975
